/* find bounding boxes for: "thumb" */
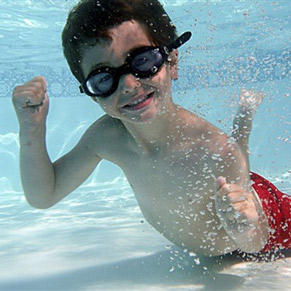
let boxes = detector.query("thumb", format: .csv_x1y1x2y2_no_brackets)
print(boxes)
216,176,226,191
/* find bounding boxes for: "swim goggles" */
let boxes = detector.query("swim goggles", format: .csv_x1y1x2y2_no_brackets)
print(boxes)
79,31,192,98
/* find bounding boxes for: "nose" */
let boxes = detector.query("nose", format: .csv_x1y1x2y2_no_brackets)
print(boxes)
120,74,141,95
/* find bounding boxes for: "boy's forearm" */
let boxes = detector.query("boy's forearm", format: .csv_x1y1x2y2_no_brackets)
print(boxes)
19,125,56,209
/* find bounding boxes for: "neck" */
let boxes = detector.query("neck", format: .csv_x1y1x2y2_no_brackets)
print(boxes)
122,102,182,153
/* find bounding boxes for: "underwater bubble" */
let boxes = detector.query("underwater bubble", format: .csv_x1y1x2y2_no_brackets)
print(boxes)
226,206,232,212
194,258,200,265
169,266,175,272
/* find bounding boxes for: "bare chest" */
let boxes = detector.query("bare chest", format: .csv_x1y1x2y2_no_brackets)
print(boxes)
118,151,235,255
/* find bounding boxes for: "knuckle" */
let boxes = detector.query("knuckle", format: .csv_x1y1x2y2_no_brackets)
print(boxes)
12,85,26,103
218,184,229,194
31,81,46,98
226,192,234,199
240,211,249,220
35,76,47,89
12,84,24,95
31,85,41,96
12,77,48,110
233,203,243,212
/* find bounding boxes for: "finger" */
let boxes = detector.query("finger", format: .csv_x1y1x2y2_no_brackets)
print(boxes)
14,78,47,108
217,183,243,196
216,176,226,191
218,204,238,221
226,191,248,203
219,202,246,222
21,100,44,108
218,200,238,212
20,90,46,108
30,76,47,92
225,209,238,221
218,191,249,212
232,200,249,212
24,90,47,107
222,199,257,223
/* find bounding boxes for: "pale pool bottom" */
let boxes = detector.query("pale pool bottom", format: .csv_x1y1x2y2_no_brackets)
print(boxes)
0,179,290,291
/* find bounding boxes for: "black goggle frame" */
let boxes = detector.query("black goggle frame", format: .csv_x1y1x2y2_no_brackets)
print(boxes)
79,31,192,98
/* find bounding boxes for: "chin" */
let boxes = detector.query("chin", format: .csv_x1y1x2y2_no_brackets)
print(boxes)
120,102,162,124
122,111,158,124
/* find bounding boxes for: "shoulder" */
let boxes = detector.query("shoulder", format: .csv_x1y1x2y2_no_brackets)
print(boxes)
196,121,244,164
202,124,249,183
90,114,124,132
180,110,238,157
84,114,125,137
197,121,236,152
81,114,128,158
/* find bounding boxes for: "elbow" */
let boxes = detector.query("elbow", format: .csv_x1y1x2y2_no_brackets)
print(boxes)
237,226,269,254
25,194,56,209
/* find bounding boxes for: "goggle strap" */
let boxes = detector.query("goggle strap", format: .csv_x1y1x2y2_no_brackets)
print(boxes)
167,31,192,52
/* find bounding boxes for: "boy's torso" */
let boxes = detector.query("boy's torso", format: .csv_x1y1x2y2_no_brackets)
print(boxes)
90,109,240,256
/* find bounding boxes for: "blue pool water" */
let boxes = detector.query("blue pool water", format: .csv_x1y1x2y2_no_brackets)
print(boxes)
0,1,290,290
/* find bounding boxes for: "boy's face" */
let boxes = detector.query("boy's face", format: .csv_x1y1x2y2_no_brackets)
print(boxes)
80,20,177,123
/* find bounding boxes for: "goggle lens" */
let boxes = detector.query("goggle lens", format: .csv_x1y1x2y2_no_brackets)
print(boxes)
131,48,164,73
86,71,113,95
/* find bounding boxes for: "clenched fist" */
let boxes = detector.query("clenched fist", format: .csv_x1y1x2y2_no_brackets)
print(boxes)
12,76,49,126
215,176,263,250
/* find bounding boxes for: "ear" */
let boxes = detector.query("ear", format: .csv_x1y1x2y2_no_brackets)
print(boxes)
168,49,178,80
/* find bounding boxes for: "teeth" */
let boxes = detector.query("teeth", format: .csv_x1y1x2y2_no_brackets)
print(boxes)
128,93,152,107
129,96,147,106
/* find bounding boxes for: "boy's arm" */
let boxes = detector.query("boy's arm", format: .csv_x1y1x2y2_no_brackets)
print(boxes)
13,77,101,209
213,138,269,253
20,125,101,209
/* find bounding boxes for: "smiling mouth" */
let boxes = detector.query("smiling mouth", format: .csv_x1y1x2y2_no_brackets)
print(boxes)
123,92,155,110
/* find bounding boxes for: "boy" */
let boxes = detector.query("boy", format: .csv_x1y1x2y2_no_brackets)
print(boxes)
12,0,290,256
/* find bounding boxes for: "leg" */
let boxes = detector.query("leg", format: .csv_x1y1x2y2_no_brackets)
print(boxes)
231,88,265,158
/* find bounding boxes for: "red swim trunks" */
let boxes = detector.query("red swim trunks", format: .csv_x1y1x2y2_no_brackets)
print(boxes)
250,172,291,252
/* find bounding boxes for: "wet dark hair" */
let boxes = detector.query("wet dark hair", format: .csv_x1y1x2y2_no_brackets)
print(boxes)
62,0,178,83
